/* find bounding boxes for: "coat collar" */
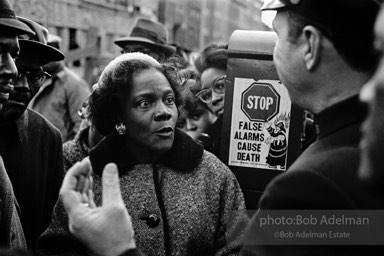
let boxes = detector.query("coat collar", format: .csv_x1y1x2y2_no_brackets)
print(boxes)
314,95,367,140
89,129,204,176
0,109,28,143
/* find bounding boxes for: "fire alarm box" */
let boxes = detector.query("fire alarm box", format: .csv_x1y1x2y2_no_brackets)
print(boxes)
220,30,305,209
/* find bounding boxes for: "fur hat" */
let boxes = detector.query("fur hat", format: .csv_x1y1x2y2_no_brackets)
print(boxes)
99,52,161,83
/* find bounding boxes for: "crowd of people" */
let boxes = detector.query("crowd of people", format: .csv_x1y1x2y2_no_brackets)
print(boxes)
1,0,384,255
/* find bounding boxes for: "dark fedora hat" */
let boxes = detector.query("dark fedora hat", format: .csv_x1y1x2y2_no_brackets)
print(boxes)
114,18,176,57
0,0,34,35
17,17,64,66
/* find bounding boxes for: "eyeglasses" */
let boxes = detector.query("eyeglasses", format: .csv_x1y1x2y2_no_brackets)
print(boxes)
196,76,227,104
15,68,51,88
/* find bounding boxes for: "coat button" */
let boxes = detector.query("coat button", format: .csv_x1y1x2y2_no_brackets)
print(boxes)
146,214,160,228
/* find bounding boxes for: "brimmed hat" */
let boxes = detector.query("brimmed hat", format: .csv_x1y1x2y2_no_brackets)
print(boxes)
261,0,381,42
47,33,63,50
17,17,64,66
114,18,176,57
0,0,34,35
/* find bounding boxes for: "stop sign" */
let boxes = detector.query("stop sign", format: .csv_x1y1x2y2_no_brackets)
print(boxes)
241,82,280,122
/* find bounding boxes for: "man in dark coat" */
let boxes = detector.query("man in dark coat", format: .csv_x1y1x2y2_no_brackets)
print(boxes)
0,16,65,250
0,0,34,250
239,0,384,255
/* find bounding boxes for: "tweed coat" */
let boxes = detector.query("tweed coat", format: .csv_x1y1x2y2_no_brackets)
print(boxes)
38,130,249,256
240,96,384,256
62,126,91,172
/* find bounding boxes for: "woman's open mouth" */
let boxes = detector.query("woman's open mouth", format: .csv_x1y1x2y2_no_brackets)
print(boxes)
155,127,174,137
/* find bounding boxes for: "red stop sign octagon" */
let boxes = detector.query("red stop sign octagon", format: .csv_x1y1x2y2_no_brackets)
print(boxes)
241,82,280,122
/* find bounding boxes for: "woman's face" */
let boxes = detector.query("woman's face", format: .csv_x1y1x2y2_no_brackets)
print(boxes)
120,68,178,159
200,67,226,116
177,101,216,134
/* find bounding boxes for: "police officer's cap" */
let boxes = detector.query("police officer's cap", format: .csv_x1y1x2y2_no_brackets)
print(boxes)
261,0,382,42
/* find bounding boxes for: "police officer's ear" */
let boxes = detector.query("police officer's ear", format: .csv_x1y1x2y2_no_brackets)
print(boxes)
302,25,322,71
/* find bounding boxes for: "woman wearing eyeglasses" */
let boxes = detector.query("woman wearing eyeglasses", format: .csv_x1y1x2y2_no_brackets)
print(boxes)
194,44,228,159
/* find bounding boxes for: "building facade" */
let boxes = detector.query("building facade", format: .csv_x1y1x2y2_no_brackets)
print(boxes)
159,0,268,51
199,0,268,47
158,0,201,52
10,0,159,56
10,0,159,81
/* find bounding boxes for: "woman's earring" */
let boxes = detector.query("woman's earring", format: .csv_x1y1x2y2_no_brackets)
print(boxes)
115,123,126,135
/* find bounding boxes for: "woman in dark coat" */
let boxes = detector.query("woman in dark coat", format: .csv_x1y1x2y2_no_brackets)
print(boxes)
38,53,248,256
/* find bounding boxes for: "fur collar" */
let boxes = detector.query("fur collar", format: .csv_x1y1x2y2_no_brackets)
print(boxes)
89,129,204,176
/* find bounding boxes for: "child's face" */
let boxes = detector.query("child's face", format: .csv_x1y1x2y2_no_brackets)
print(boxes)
177,101,217,134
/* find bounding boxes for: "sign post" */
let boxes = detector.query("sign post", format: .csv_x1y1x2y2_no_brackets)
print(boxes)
221,30,304,209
